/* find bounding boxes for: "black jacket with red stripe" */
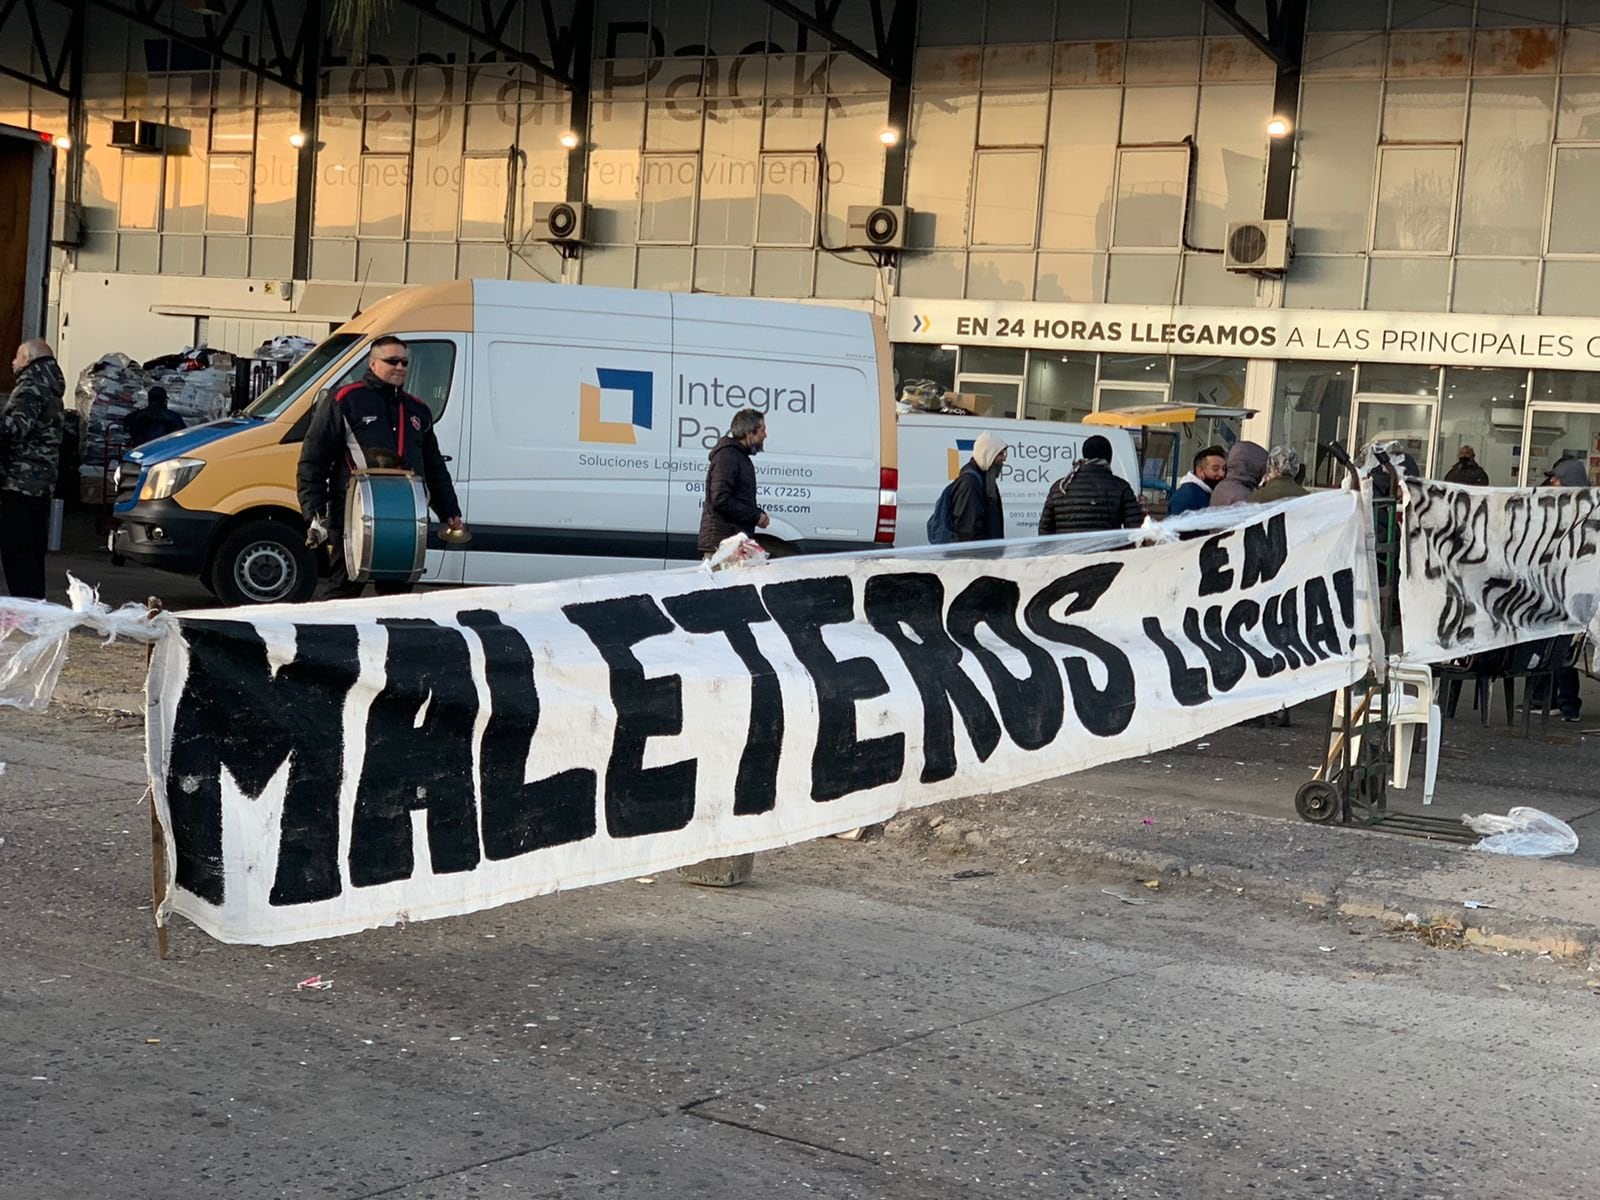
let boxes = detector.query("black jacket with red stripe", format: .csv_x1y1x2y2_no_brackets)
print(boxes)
296,371,462,527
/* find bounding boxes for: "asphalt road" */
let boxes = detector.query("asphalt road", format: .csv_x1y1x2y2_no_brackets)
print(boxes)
2,704,1598,1199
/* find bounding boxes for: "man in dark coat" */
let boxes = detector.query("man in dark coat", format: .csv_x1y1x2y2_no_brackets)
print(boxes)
1167,444,1226,516
1443,445,1490,486
1038,434,1143,534
697,408,769,555
123,385,187,447
950,431,1007,542
1,338,65,599
297,335,464,597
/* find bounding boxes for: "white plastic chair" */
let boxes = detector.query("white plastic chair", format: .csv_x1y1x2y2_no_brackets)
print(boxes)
1388,662,1439,805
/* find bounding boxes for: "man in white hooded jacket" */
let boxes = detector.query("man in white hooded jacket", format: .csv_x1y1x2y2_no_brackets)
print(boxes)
950,431,1008,542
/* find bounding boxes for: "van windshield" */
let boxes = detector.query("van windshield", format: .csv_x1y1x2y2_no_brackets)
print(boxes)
244,333,362,420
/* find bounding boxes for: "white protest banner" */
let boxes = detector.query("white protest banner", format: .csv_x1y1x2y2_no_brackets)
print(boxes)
146,493,1380,946
1398,479,1600,663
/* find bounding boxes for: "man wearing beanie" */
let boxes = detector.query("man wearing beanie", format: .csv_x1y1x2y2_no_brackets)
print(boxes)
950,430,1008,542
1038,433,1144,534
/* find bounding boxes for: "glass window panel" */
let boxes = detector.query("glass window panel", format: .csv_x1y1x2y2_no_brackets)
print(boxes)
694,247,753,294
1556,75,1600,140
697,105,759,245
1106,252,1179,303
896,250,966,297
971,149,1041,246
1451,259,1539,315
1025,351,1095,423
1056,0,1127,39
894,343,956,396
756,153,816,246
821,94,887,247
1307,0,1386,31
1436,367,1525,487
513,148,568,240
205,154,250,233
1366,257,1451,312
1113,147,1186,247
646,100,703,151
1192,82,1271,246
1294,82,1380,253
1357,363,1439,397
1549,148,1600,253
1282,255,1366,309
314,112,360,236
411,148,461,240
465,102,518,152
906,92,976,247
1271,362,1355,489
752,247,814,296
586,100,643,244
1101,354,1168,383
1120,85,1197,142
763,96,825,150
965,251,1034,299
364,105,412,152
1457,80,1552,256
1381,80,1466,142
164,139,207,234
1353,401,1433,471
639,153,698,243
815,252,877,299
253,107,298,237
1532,370,1600,405
636,245,695,291
358,155,408,238
960,346,1026,375
957,379,1021,420
210,105,253,153
1540,261,1600,316
1373,146,1457,253
1041,89,1118,250
1036,252,1107,302
978,89,1048,145
459,154,510,240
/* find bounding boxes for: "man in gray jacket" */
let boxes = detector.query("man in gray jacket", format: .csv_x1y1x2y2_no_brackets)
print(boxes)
1,339,65,598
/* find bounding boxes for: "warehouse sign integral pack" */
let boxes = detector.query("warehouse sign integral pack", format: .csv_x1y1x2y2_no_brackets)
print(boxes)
146,494,1380,946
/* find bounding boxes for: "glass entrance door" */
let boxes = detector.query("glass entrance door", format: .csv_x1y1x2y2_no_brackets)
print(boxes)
1517,405,1600,486
1352,396,1438,477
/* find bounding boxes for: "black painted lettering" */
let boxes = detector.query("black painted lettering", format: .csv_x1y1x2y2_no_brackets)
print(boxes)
864,573,1001,784
1241,514,1288,588
764,576,905,801
947,576,1065,748
458,610,598,859
1223,599,1285,677
350,620,481,889
662,585,783,815
1183,606,1247,691
1198,533,1234,596
1261,589,1314,669
1023,564,1136,737
563,595,697,838
1302,578,1341,660
1142,616,1210,706
167,620,359,908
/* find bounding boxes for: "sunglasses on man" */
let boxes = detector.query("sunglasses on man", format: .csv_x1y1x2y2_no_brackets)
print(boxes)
378,356,410,366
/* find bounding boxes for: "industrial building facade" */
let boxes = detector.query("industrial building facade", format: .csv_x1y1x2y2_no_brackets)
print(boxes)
8,0,1600,486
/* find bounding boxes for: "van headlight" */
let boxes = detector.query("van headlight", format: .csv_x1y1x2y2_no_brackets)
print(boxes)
138,458,204,501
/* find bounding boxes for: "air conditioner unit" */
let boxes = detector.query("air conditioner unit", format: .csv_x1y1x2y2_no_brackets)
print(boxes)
846,204,909,251
1491,406,1564,438
531,200,587,244
1224,219,1292,274
109,119,186,153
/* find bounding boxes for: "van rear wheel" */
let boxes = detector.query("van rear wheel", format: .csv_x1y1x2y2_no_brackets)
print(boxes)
211,519,319,606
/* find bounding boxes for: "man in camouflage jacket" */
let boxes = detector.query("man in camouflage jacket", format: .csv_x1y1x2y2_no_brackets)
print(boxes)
1,339,65,598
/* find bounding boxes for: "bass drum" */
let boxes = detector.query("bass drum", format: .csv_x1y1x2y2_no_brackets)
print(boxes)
343,469,428,585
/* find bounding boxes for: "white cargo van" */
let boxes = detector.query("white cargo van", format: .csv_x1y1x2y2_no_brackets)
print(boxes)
112,280,897,601
896,413,1140,547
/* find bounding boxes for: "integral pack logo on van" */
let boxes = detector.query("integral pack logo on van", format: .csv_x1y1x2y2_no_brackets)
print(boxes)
947,438,975,480
579,368,655,445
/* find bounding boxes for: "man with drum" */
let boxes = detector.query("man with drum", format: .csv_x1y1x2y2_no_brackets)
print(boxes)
297,335,465,598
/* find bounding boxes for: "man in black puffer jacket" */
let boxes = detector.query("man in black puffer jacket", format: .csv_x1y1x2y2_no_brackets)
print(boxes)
1038,434,1144,535
697,408,769,555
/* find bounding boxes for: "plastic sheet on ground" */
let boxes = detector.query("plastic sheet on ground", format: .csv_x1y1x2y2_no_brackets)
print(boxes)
1462,807,1579,858
0,576,174,713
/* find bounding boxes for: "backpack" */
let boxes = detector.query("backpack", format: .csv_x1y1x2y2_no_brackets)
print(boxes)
926,478,959,544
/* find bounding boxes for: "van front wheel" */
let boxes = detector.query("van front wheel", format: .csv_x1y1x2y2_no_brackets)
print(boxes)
211,519,319,606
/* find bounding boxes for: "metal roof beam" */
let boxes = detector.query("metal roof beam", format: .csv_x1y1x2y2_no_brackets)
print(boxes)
759,0,906,84
1,0,76,97
395,0,574,89
1204,0,1295,70
66,0,309,91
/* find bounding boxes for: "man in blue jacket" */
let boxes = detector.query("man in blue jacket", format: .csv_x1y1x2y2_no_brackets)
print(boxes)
1167,445,1226,516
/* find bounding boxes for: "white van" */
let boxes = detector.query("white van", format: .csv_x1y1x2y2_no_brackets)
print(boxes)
113,280,897,601
896,413,1140,547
